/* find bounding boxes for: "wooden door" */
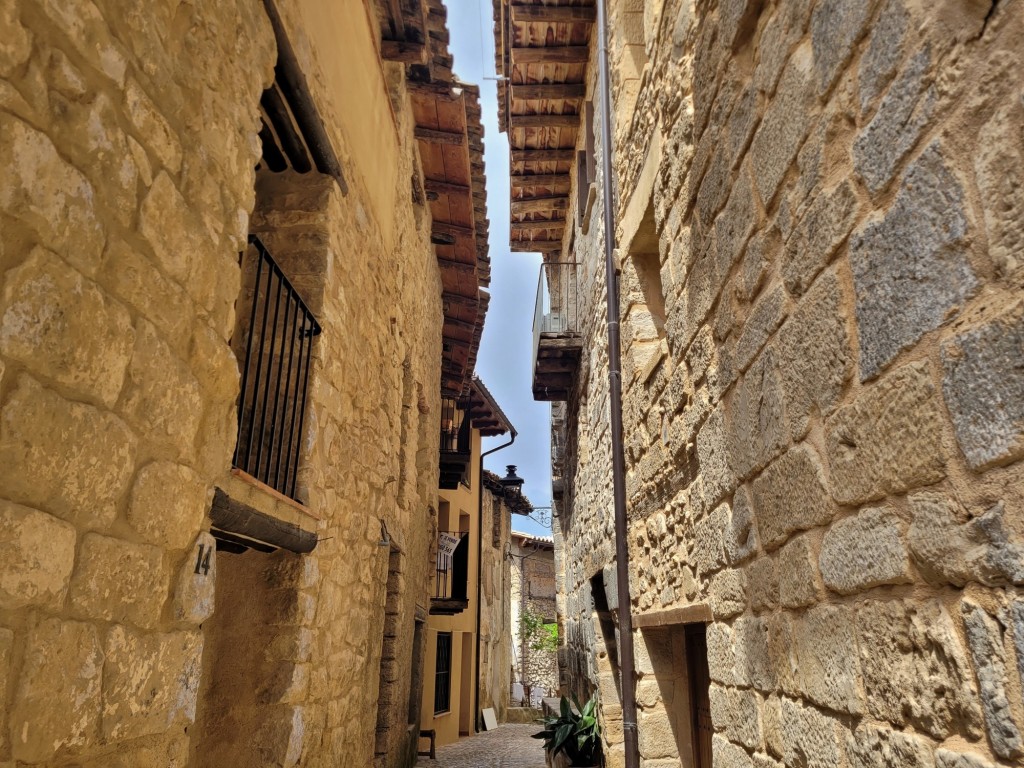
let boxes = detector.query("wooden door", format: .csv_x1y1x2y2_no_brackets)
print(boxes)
686,624,713,767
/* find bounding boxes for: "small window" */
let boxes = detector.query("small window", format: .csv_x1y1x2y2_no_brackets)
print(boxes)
434,632,453,714
232,236,321,502
576,102,596,230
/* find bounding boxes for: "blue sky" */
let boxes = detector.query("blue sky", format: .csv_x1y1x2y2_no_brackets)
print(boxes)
448,2,552,536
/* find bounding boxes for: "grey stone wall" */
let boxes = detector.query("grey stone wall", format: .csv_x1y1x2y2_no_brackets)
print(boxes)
551,1,1024,767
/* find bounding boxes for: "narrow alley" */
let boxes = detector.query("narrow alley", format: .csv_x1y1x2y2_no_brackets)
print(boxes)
424,725,546,768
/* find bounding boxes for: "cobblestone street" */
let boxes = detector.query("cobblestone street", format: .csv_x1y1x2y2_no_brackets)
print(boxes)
419,724,547,768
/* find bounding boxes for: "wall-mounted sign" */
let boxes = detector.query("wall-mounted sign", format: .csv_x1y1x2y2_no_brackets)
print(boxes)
438,532,462,558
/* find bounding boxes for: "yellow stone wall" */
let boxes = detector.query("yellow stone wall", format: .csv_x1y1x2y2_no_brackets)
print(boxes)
0,1,445,766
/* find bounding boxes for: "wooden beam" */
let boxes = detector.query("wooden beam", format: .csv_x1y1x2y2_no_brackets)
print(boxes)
513,219,566,231
437,256,477,274
414,126,466,145
442,291,479,308
433,221,475,239
425,179,471,196
511,83,586,100
510,239,563,252
511,46,590,65
510,196,569,214
380,39,426,63
408,81,462,100
509,114,580,129
632,603,714,629
511,174,570,189
511,149,576,163
444,315,479,334
510,4,597,23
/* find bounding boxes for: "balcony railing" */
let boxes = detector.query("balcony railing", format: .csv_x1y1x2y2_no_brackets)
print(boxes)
233,236,321,501
532,262,582,401
532,261,581,360
439,396,472,489
439,397,470,456
432,530,469,615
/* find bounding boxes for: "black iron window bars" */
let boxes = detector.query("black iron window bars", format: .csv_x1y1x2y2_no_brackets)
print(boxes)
434,530,469,600
434,632,453,715
233,235,321,502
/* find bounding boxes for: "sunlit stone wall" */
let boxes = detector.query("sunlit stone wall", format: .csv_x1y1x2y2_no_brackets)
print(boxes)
553,1,1024,767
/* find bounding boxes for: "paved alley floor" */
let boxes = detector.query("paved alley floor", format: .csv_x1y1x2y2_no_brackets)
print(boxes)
419,724,547,767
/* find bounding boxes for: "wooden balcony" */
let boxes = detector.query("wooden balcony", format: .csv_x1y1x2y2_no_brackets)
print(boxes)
532,262,582,401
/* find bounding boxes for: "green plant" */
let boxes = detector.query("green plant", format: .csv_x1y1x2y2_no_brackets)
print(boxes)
531,694,602,766
519,608,558,653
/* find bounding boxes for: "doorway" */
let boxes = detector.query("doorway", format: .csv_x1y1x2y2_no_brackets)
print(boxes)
458,632,474,736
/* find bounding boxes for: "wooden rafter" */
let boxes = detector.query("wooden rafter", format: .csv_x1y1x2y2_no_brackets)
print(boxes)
414,126,465,145
511,46,589,65
511,149,576,163
509,114,580,129
510,196,569,214
510,239,563,252
511,83,587,100
509,4,596,23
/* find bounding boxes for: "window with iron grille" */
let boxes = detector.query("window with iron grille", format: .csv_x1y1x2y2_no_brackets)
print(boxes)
233,235,321,501
434,632,453,715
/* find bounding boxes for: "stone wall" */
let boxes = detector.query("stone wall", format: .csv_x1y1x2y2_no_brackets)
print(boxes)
480,488,513,725
552,1,1024,767
0,1,444,766
511,541,559,704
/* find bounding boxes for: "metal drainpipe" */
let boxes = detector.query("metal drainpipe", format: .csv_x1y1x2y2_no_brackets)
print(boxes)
595,0,640,766
473,428,517,733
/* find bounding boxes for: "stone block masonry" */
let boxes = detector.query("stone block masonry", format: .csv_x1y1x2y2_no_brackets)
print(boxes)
0,0,450,766
541,1,1024,768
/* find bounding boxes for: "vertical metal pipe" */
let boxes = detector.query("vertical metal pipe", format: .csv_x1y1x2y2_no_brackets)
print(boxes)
595,0,640,765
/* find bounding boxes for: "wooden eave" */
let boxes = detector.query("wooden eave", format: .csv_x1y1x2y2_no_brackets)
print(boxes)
372,0,430,63
407,0,491,398
492,0,594,254
467,375,516,437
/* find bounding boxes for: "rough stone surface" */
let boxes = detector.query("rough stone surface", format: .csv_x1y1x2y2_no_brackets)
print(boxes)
128,461,209,550
103,625,204,740
746,555,779,613
68,533,168,629
10,618,103,762
779,696,844,768
795,605,863,715
810,0,872,95
858,0,909,113
0,498,76,610
974,99,1024,276
173,532,217,624
751,444,835,550
749,45,815,205
849,145,976,380
857,600,982,740
825,362,946,505
784,187,858,304
776,270,852,440
725,486,760,565
941,301,1024,470
777,535,821,608
908,494,1024,587
854,48,936,193
0,374,137,528
846,724,935,768
934,749,996,768
0,246,135,407
961,601,1024,759
710,568,748,618
819,508,913,594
